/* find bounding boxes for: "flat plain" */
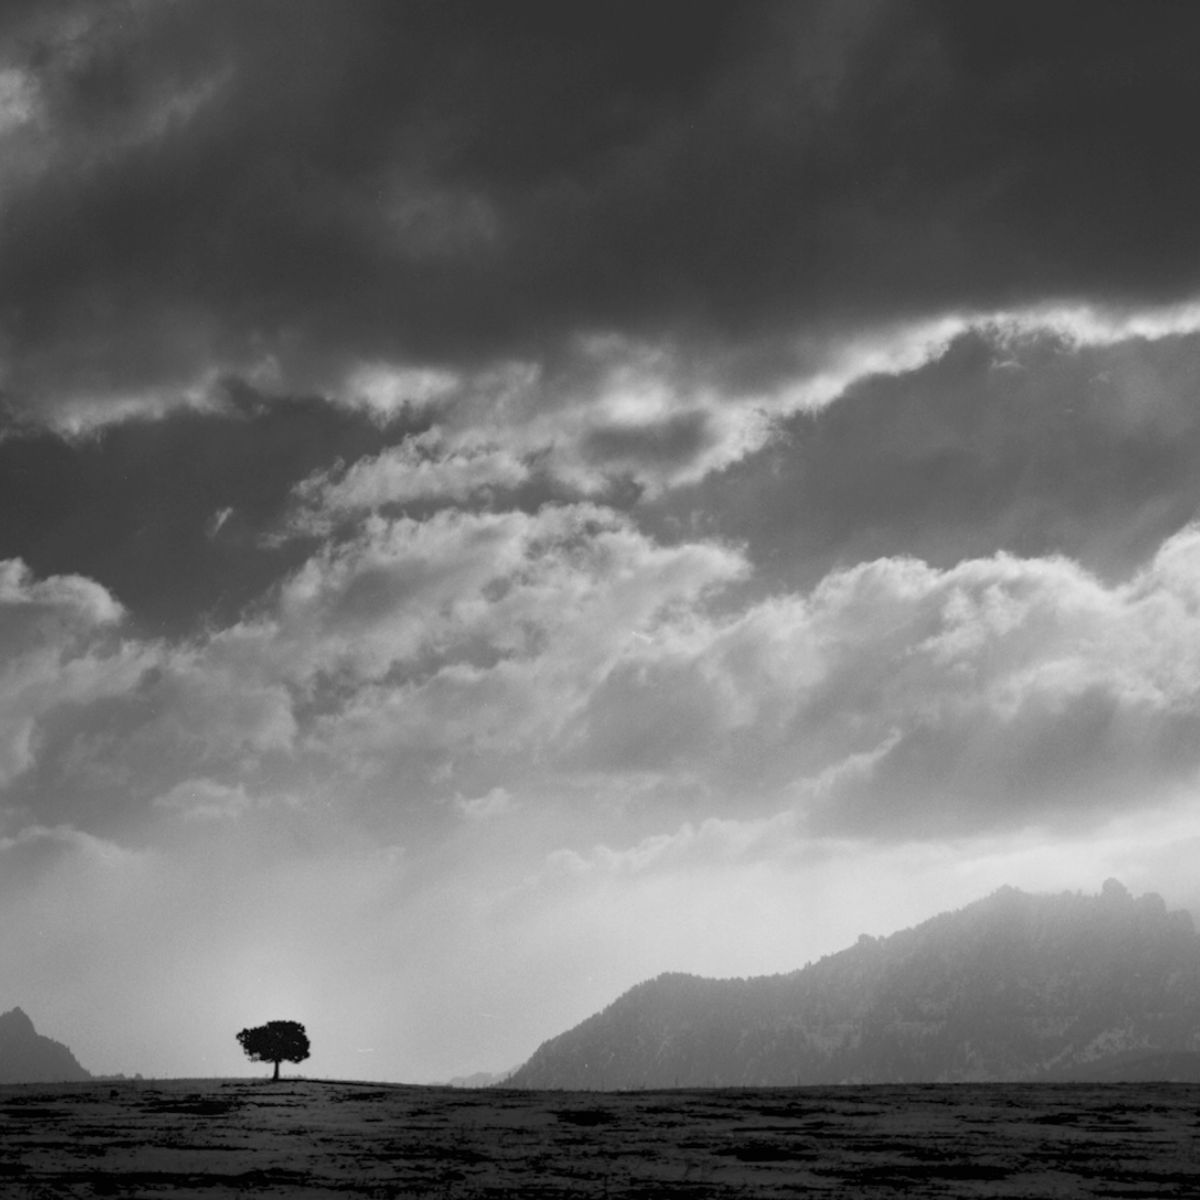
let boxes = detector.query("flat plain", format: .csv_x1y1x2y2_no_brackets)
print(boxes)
1,1078,1198,1198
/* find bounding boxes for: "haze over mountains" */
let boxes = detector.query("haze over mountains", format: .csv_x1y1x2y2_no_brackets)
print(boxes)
0,1007,90,1084
5,883,1197,1089
507,882,1200,1089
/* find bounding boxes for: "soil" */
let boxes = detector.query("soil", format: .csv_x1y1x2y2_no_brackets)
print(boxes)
1,1078,1198,1197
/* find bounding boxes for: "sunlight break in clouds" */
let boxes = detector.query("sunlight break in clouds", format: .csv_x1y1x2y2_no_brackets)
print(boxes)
309,300,1200,509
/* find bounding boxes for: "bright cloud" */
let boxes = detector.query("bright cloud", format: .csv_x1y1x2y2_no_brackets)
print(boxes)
293,429,529,519
0,66,39,136
0,560,140,787
565,526,1200,837
305,304,1200,508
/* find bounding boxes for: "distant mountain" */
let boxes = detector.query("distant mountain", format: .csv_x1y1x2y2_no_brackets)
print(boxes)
507,881,1200,1089
1047,1049,1200,1083
0,1007,91,1083
445,1068,516,1088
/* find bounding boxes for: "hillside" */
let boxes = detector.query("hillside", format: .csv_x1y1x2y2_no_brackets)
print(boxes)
0,1007,91,1083
507,881,1200,1088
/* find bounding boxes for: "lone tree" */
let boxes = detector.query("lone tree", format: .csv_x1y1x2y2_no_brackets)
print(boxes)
236,1020,310,1080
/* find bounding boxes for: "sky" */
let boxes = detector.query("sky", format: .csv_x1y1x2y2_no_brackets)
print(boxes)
4,0,1200,1084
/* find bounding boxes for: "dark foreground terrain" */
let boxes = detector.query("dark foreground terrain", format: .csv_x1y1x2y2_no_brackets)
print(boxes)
1,1078,1198,1198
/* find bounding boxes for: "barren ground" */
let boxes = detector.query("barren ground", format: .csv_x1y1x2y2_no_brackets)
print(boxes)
1,1078,1198,1197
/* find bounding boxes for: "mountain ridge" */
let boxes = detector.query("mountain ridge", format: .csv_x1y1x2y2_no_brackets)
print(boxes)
507,881,1200,1089
0,1006,91,1083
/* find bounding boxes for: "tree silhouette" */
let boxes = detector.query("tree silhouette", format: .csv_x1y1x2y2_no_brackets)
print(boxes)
236,1019,310,1080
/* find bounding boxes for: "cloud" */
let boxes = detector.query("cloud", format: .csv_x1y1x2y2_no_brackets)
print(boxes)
0,395,402,637
152,778,253,822
120,650,296,756
662,320,1200,599
292,428,529,521
272,503,742,674
545,810,799,879
564,526,1200,837
454,787,514,822
206,506,234,538
11,308,1200,650
0,65,39,135
337,364,462,421
9,484,1200,858
0,556,123,631
5,2,1200,436
0,496,750,842
0,820,137,864
0,553,294,833
15,497,1200,854
0,818,156,972
255,503,747,803
0,559,138,786
297,304,1200,513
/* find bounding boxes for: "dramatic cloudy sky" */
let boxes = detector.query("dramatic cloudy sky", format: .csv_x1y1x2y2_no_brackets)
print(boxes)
5,0,1200,1082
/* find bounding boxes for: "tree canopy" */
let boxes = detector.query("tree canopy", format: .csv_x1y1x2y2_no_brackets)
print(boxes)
236,1019,310,1080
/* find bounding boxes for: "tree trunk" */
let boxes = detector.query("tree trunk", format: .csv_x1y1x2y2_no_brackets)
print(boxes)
272,1059,280,1081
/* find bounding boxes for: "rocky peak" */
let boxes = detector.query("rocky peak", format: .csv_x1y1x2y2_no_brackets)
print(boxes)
0,1006,91,1083
508,883,1200,1089
0,1006,36,1036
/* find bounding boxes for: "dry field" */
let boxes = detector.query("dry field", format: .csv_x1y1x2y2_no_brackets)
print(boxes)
1,1077,1198,1198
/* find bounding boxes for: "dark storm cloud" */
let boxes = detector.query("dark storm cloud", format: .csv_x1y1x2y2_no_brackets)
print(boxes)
650,327,1200,595
0,390,406,634
7,0,1200,416
0,0,747,408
